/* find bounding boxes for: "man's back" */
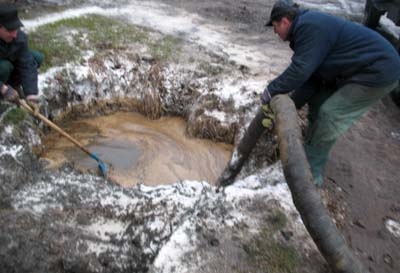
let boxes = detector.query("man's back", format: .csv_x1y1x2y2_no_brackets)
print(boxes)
291,10,400,87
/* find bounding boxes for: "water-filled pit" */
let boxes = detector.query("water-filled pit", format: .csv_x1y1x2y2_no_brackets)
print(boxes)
40,111,233,187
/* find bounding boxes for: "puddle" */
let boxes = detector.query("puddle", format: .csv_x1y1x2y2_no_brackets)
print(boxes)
40,112,232,187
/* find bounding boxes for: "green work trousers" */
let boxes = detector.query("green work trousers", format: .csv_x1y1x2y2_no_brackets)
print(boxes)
0,50,44,85
304,80,399,185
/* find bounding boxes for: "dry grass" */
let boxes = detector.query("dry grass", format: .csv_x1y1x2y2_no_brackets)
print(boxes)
186,116,238,144
139,64,165,119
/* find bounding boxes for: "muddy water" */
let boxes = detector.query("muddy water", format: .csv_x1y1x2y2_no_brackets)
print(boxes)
40,112,232,187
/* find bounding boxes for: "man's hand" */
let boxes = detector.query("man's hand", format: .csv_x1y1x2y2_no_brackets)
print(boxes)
26,95,40,115
1,85,20,103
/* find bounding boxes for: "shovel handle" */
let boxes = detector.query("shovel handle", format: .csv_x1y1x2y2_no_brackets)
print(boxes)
19,99,92,156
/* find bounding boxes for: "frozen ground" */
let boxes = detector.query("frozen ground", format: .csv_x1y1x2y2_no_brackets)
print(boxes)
0,0,399,272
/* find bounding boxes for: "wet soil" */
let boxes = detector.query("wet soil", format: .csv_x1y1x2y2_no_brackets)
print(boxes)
152,1,400,272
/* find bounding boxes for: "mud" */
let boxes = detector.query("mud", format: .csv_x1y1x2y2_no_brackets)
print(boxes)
40,111,232,186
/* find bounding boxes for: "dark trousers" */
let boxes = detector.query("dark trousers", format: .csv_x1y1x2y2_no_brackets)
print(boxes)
0,50,44,89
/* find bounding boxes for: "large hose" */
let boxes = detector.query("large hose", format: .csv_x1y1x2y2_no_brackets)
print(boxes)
271,95,366,273
217,94,367,272
216,106,266,187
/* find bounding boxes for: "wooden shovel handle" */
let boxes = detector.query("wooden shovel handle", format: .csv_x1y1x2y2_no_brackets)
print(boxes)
19,99,92,156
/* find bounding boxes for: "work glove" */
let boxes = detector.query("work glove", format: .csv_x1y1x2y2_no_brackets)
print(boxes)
1,85,20,103
262,104,275,129
260,87,274,128
26,94,40,116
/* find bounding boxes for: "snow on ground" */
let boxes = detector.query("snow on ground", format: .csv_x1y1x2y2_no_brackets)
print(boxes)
23,2,273,74
2,0,388,269
4,1,316,264
0,145,23,158
24,1,277,111
385,219,400,238
381,14,400,38
11,162,310,271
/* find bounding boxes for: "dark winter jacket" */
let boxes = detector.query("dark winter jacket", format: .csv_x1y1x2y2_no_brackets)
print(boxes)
267,10,400,108
0,30,38,95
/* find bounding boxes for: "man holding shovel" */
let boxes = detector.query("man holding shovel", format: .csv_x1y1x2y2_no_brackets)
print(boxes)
0,4,107,177
262,0,400,185
0,4,43,112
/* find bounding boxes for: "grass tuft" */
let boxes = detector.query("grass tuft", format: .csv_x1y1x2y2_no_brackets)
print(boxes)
28,14,181,71
244,210,299,273
3,108,27,125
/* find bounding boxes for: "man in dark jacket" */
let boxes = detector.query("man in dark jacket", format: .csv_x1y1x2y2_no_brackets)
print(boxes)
0,4,43,110
262,0,400,185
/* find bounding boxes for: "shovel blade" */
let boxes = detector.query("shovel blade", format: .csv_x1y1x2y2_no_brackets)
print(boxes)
90,153,107,178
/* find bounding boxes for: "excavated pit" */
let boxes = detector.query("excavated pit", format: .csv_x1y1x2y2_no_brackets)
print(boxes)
39,111,233,186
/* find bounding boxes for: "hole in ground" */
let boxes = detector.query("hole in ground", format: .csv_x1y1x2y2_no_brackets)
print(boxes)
39,111,233,187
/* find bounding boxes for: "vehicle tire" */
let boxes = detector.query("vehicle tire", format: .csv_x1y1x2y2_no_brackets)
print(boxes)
363,0,385,28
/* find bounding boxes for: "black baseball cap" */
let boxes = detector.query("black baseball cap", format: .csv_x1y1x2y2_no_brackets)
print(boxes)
266,0,299,26
0,4,23,31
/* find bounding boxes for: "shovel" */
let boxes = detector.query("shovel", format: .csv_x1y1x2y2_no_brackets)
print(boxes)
19,99,107,178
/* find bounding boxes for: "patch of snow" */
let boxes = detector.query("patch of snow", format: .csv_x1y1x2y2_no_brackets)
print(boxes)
0,145,23,158
26,127,42,146
225,175,294,213
215,77,265,109
298,0,364,16
84,218,129,241
38,66,64,95
84,240,124,256
385,219,400,238
4,125,13,135
204,109,226,122
23,6,110,32
381,14,400,38
152,220,196,273
391,131,400,141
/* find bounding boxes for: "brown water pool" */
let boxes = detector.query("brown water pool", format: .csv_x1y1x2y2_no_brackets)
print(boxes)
40,111,233,187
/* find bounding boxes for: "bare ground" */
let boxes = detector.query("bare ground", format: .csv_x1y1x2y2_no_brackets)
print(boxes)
324,96,400,273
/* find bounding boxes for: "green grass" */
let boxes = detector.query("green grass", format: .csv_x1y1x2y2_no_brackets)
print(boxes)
269,210,288,232
2,108,27,125
244,210,299,273
250,236,299,273
28,14,181,71
149,35,181,62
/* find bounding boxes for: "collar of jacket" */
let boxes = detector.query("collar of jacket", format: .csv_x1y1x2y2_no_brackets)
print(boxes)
287,9,307,42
